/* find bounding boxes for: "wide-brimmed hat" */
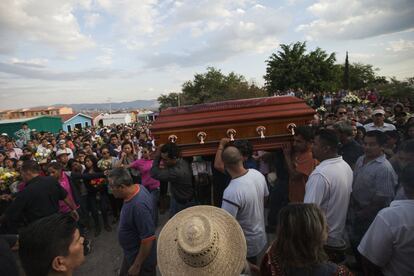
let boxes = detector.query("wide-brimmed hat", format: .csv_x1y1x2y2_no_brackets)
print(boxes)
157,206,247,276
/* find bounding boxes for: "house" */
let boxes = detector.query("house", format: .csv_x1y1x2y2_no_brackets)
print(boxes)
60,113,93,132
2,106,73,120
94,113,134,126
0,116,62,137
137,110,157,122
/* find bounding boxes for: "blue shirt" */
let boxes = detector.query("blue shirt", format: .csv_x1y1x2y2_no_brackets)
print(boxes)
118,185,156,268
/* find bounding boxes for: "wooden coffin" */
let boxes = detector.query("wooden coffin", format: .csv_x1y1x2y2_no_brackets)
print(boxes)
151,96,315,157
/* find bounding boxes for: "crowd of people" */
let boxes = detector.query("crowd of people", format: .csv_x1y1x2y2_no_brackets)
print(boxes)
0,90,413,276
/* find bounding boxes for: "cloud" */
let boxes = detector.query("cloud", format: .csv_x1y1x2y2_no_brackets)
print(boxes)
142,3,288,68
0,62,119,81
96,47,114,65
0,0,95,54
387,39,414,52
84,12,101,28
9,58,49,68
297,0,414,40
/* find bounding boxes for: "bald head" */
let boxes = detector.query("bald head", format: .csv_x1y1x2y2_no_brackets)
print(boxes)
222,146,243,167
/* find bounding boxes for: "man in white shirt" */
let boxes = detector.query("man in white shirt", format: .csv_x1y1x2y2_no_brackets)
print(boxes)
358,162,414,276
364,109,396,132
304,129,353,262
221,146,269,265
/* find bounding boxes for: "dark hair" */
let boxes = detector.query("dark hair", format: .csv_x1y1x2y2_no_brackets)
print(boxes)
19,214,78,276
385,130,400,142
399,139,414,153
405,123,414,139
110,133,118,140
295,126,315,142
121,131,130,141
84,154,100,172
160,143,180,159
356,126,366,135
335,105,346,114
233,140,253,158
47,162,63,171
21,160,41,174
5,157,17,168
121,141,134,151
365,130,387,146
100,144,110,152
108,168,133,187
316,129,339,151
67,159,78,171
19,155,32,161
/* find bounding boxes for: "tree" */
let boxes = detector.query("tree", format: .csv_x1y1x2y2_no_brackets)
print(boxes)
264,42,337,93
157,93,180,110
158,67,267,109
343,51,350,90
376,77,414,100
264,42,308,93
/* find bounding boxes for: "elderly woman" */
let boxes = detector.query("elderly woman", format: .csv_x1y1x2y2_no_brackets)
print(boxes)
260,204,353,276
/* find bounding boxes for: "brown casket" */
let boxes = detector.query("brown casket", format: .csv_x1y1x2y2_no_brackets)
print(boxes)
151,96,315,157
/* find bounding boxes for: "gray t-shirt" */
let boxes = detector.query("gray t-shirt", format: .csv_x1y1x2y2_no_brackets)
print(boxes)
222,169,269,257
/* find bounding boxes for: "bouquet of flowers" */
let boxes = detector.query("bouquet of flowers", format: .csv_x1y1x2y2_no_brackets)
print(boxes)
0,167,20,193
90,178,106,187
98,159,113,171
341,93,362,106
96,137,105,146
34,150,51,163
316,106,327,114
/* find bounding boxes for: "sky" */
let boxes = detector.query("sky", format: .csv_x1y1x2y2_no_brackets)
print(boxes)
0,0,413,109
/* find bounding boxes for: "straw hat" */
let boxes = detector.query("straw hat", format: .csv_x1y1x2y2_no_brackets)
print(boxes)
157,205,247,276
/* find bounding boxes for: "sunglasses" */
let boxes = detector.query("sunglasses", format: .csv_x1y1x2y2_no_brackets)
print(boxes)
338,112,347,115
102,151,109,154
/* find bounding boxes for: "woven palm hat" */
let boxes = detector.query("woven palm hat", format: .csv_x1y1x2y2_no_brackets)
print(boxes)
157,205,247,276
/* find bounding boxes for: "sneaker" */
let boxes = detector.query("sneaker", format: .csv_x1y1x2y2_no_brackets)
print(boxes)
83,239,92,255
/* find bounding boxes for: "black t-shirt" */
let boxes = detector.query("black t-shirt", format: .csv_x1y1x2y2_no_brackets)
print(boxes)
5,175,67,227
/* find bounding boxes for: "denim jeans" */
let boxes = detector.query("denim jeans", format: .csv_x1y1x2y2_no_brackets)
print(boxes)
169,196,195,217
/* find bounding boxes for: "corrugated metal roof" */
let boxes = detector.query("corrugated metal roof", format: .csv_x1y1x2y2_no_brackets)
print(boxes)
0,116,59,124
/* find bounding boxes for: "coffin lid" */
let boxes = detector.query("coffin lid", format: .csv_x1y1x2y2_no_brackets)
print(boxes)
151,96,314,131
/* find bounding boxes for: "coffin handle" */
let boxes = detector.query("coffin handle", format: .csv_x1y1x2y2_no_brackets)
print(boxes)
168,134,178,143
226,129,236,141
197,132,207,144
287,123,297,136
256,126,266,139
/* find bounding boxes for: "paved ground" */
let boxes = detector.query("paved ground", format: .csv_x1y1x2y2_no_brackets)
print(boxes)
74,212,171,276
73,209,276,276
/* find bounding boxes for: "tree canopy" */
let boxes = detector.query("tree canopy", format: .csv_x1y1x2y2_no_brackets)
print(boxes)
157,67,266,110
158,42,412,110
264,42,338,93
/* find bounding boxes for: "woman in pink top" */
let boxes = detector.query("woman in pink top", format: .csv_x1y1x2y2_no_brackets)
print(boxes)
126,146,160,225
47,162,80,214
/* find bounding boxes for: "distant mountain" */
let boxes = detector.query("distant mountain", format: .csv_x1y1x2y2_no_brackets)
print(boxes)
62,99,159,111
